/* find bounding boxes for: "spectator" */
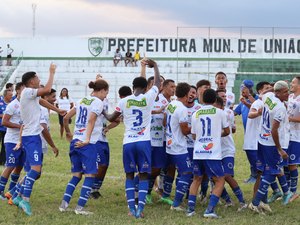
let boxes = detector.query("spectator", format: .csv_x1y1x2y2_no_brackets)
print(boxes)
0,89,13,165
113,49,122,66
6,44,14,66
124,49,134,67
56,88,74,139
133,50,141,66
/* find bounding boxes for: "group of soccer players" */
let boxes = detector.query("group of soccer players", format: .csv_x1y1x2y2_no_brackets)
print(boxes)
0,58,299,219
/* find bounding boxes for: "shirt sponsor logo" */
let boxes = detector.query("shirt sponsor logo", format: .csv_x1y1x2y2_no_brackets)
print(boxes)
265,97,277,110
80,97,95,106
195,108,216,118
126,98,147,108
167,104,177,114
203,142,213,150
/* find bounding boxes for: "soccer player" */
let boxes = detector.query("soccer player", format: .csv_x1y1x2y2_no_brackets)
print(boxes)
249,81,292,214
215,91,247,211
104,58,160,218
17,64,60,216
59,78,109,215
287,76,300,202
187,89,229,218
0,83,25,201
215,71,235,109
196,79,211,105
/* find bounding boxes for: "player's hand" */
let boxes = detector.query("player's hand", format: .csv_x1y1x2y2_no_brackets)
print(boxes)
75,140,89,148
140,58,147,68
66,132,73,143
279,149,288,159
52,146,59,157
257,107,263,116
49,63,57,74
145,59,157,68
240,97,247,104
13,142,21,151
103,127,109,135
58,109,67,116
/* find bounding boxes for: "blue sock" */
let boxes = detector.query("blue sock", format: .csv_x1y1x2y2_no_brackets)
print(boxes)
93,177,103,191
200,178,209,196
162,175,174,198
12,183,21,199
290,169,298,193
23,170,40,199
278,175,289,194
173,173,192,207
148,175,155,194
9,173,20,191
63,176,81,203
125,179,135,210
134,175,139,193
207,194,219,213
138,179,148,211
284,166,290,189
270,180,280,192
19,176,26,196
221,188,231,203
233,186,245,203
77,177,94,207
252,174,275,206
0,176,8,193
175,173,180,187
188,194,197,211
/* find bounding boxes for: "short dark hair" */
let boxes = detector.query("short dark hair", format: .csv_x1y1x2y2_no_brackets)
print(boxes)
203,89,217,104
15,82,24,91
147,76,154,86
294,76,300,83
190,85,197,91
196,79,211,89
118,86,132,97
256,81,270,93
215,71,227,77
215,89,226,95
43,88,56,97
88,79,109,91
215,96,224,108
163,79,175,87
5,83,13,89
22,71,36,86
175,82,190,98
132,77,148,90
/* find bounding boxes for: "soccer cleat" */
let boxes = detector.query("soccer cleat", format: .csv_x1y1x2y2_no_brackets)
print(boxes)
158,197,173,205
268,191,283,203
12,196,22,206
237,203,248,212
170,205,185,211
7,198,13,205
90,191,102,199
199,194,207,205
18,200,32,216
74,206,94,215
224,201,234,207
186,208,196,217
203,209,219,218
282,191,293,205
145,194,153,204
59,200,69,212
289,193,299,203
248,202,265,215
128,208,136,217
4,192,12,200
259,202,272,213
244,176,256,184
135,208,144,219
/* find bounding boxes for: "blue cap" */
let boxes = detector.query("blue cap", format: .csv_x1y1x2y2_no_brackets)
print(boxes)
242,80,254,89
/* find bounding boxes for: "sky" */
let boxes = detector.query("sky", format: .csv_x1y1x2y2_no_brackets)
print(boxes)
0,0,300,38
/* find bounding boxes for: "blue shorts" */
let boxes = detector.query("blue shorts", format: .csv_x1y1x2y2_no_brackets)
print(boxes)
70,139,98,174
123,141,151,174
166,153,192,174
151,145,167,169
95,141,110,166
256,143,265,172
193,160,224,178
22,135,43,166
260,144,284,175
5,143,25,167
222,157,235,176
287,141,300,165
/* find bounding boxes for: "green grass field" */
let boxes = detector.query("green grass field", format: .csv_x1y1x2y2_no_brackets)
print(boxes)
0,115,299,225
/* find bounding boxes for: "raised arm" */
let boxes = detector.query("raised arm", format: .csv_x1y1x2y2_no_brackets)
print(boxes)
37,64,56,97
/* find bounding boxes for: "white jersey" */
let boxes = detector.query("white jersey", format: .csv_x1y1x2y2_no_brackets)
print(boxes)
150,93,169,147
225,90,235,109
73,96,103,144
186,103,202,148
116,86,159,144
243,99,264,150
97,98,109,143
221,108,236,158
288,93,300,143
56,96,74,111
20,88,42,136
40,106,50,153
192,105,228,160
258,92,290,148
165,100,189,155
3,98,22,144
